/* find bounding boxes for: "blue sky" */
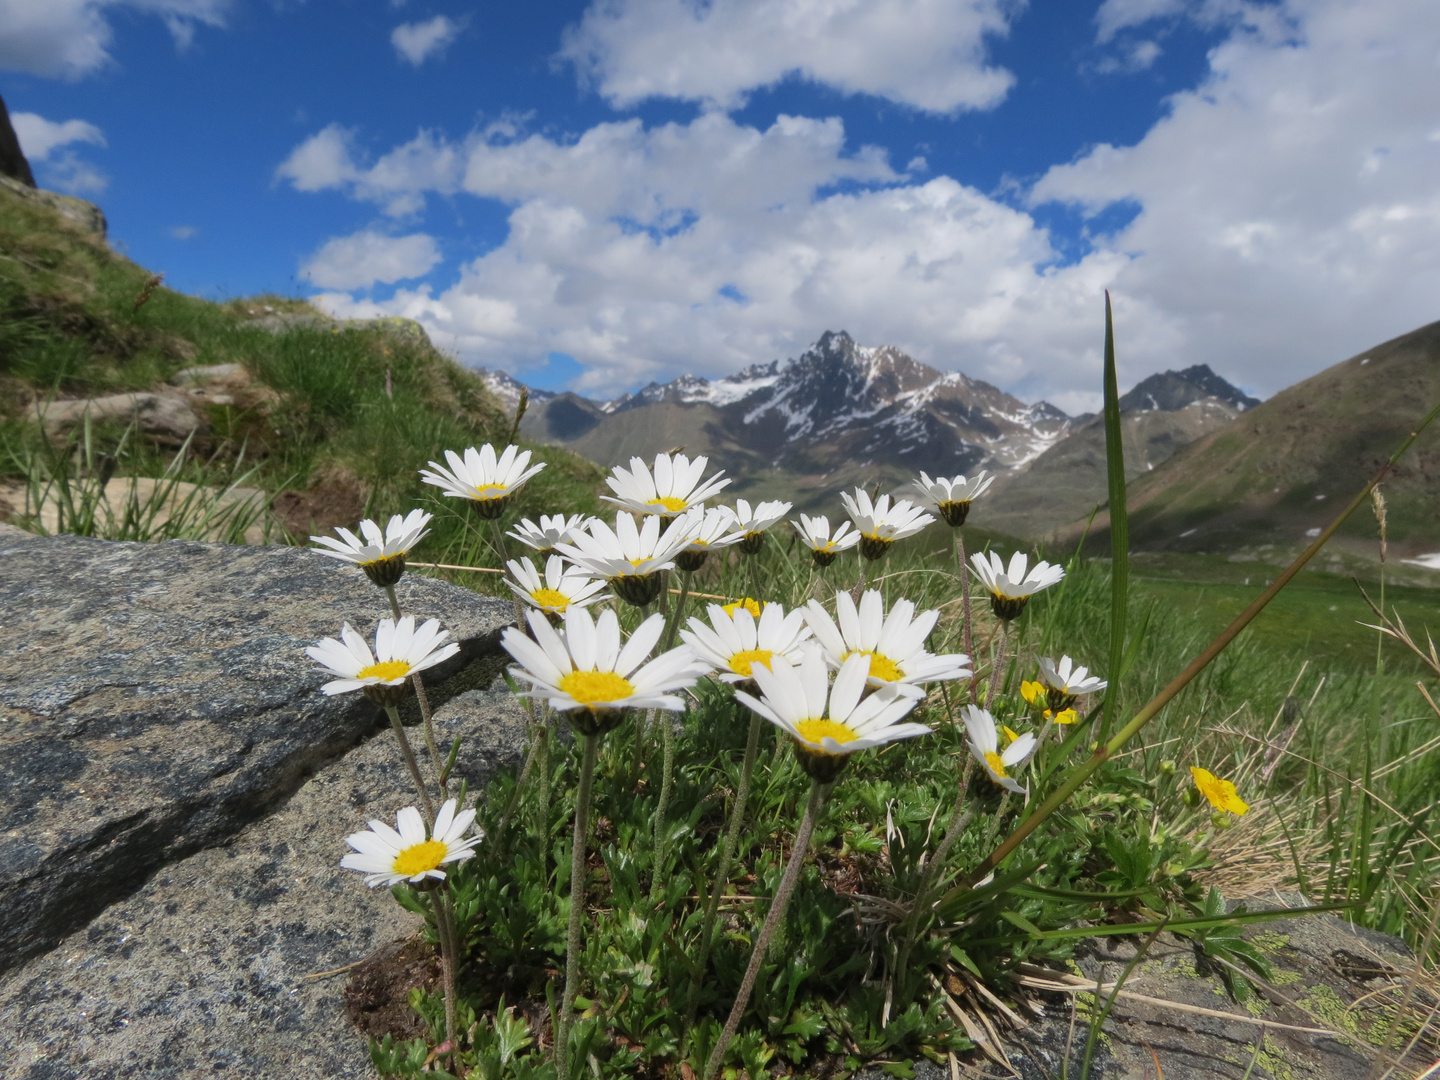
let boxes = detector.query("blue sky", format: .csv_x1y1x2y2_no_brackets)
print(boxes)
4,0,1439,413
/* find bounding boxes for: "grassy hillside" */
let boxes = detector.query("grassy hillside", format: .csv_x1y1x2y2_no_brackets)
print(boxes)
0,183,605,558
1059,321,1440,560
983,398,1242,539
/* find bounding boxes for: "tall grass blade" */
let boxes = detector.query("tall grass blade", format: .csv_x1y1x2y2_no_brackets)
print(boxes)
1099,291,1127,741
964,395,1440,887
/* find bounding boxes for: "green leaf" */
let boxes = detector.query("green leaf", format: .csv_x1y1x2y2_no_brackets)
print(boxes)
1000,909,1043,936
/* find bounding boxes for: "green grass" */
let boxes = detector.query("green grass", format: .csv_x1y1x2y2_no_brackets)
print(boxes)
0,184,606,544
359,506,1440,1079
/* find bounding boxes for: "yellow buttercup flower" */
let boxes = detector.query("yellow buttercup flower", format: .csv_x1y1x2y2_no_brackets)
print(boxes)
1190,766,1249,816
1020,680,1045,707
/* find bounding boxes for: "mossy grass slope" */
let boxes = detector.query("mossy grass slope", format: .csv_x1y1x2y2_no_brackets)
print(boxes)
0,183,605,550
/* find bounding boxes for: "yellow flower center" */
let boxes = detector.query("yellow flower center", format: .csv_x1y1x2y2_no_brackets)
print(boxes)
472,484,508,500
794,719,858,746
358,659,411,682
530,588,571,612
654,496,689,512
985,751,1007,778
628,558,648,568
845,650,902,683
728,648,774,677
391,839,447,877
559,670,635,705
723,598,762,617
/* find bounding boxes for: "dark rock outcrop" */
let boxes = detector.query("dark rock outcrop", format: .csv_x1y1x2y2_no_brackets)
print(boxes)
0,92,35,187
0,684,527,1079
0,532,513,975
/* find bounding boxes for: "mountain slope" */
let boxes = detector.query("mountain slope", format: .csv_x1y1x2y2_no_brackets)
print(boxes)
982,365,1256,538
1058,321,1440,555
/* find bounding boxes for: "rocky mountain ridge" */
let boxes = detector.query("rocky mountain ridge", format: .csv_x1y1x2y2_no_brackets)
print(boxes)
481,332,1257,520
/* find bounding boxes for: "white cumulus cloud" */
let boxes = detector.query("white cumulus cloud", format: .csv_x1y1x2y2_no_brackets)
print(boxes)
282,0,1440,408
300,231,442,291
0,0,227,79
282,111,1122,400
1033,0,1440,397
391,14,464,66
557,0,1019,113
11,112,105,160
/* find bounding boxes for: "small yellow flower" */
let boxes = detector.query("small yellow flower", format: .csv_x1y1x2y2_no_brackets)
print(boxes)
1020,680,1045,707
1190,766,1249,816
1001,724,1022,746
1052,708,1078,725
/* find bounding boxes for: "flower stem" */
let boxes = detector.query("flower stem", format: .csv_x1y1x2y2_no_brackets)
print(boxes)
687,708,762,1024
986,619,1010,709
559,730,601,1076
849,551,869,605
434,888,460,1065
536,707,552,866
704,779,826,1080
955,531,977,704
650,571,692,896
385,584,446,794
384,704,436,823
650,714,677,900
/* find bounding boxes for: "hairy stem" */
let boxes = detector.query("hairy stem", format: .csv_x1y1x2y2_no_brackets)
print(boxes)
386,585,446,793
559,731,601,1076
384,704,435,823
986,619,1010,709
688,708,763,1023
434,889,460,1064
704,780,826,1080
955,531,977,704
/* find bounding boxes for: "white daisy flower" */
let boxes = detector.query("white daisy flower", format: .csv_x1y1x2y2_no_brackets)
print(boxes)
501,606,706,735
680,601,813,686
803,589,970,698
730,498,793,555
1037,655,1107,711
673,505,745,572
910,471,994,528
734,648,930,782
419,443,546,519
305,616,461,706
600,452,731,518
791,514,860,567
505,555,609,618
968,550,1065,620
508,513,589,556
554,511,693,606
310,509,432,587
840,488,935,560
962,705,1037,795
340,798,483,888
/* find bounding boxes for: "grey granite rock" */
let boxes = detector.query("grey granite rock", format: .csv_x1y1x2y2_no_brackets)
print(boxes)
0,684,529,1079
170,363,247,387
32,391,205,442
0,532,513,974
